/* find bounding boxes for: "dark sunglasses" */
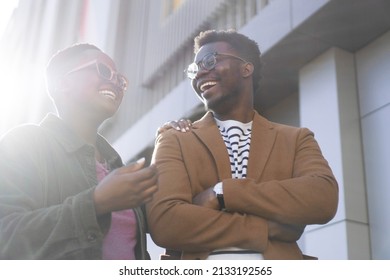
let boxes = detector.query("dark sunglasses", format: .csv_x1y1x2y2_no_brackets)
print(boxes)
185,52,248,80
65,60,128,91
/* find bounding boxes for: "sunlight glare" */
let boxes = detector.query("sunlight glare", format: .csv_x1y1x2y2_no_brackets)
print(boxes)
0,0,19,38
0,0,31,136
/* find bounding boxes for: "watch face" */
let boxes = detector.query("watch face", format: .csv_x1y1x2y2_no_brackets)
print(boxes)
213,183,223,195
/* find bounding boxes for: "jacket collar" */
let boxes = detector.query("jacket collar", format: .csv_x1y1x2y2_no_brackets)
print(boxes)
192,110,277,181
192,112,232,180
39,113,122,167
246,111,276,180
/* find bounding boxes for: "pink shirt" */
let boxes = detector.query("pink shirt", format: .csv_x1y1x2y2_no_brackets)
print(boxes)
96,160,137,260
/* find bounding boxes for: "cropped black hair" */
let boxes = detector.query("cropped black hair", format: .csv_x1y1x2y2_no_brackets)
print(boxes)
194,29,262,94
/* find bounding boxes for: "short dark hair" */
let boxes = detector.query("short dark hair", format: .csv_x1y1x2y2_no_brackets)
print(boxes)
194,29,262,94
45,43,101,95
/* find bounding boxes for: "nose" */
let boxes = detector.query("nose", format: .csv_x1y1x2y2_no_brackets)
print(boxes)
194,65,209,80
109,74,119,87
108,74,122,91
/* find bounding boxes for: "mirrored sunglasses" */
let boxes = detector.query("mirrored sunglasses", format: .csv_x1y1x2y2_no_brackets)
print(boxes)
185,52,247,80
65,60,128,91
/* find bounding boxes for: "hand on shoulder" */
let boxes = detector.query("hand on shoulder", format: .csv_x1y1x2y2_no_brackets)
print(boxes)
156,119,192,136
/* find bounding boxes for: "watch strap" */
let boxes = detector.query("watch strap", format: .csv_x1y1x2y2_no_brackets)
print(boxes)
213,183,226,211
216,193,226,211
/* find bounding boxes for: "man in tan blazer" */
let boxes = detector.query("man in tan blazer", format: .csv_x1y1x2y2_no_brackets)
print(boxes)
147,30,338,260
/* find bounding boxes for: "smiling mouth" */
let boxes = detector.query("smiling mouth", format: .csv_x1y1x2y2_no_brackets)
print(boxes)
199,81,217,92
99,90,116,101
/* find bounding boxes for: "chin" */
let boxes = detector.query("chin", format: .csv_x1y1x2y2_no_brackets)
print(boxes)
100,107,118,120
202,96,220,111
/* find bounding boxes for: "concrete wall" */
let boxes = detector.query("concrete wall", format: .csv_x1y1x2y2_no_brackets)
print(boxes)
356,30,390,260
299,48,369,259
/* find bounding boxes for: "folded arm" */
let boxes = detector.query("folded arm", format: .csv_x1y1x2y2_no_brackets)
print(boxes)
147,132,269,253
224,128,338,225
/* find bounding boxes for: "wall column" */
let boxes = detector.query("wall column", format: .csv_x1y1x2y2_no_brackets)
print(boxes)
298,48,370,259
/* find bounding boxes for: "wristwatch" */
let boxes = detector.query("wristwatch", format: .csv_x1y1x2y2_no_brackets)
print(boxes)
213,183,226,211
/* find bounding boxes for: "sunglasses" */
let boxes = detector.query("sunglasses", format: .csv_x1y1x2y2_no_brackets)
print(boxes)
65,60,128,91
185,52,248,80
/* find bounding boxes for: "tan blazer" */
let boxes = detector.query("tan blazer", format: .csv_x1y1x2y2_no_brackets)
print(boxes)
147,111,338,260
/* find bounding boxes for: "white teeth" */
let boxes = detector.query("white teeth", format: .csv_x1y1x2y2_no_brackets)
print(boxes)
200,81,217,92
99,90,116,100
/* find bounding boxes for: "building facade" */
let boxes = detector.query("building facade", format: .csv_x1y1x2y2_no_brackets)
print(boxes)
1,0,389,259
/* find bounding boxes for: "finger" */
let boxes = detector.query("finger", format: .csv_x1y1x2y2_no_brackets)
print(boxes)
181,119,192,127
156,121,177,137
133,172,157,190
156,127,163,136
184,119,192,129
130,183,158,206
123,166,158,188
161,121,180,130
139,184,158,203
169,121,182,131
120,158,146,173
178,119,191,132
156,126,167,137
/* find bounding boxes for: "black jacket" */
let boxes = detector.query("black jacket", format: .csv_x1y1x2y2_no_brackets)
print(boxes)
0,114,149,259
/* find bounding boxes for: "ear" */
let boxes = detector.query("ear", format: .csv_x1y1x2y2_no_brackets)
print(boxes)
242,62,254,78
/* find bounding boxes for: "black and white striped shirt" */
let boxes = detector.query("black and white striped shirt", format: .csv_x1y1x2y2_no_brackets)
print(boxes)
208,118,264,260
216,118,252,179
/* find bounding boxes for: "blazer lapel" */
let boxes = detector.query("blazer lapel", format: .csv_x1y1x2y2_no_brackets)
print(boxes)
246,112,277,181
192,112,232,181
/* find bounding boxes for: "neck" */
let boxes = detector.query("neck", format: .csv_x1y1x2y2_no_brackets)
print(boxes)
210,80,255,122
212,90,254,122
59,111,102,146
213,108,254,123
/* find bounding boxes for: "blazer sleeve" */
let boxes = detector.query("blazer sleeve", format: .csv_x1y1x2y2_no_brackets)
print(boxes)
224,127,339,225
147,131,269,253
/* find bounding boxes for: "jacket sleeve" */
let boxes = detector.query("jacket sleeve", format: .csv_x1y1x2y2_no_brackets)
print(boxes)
146,131,269,253
224,127,339,225
0,127,107,259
